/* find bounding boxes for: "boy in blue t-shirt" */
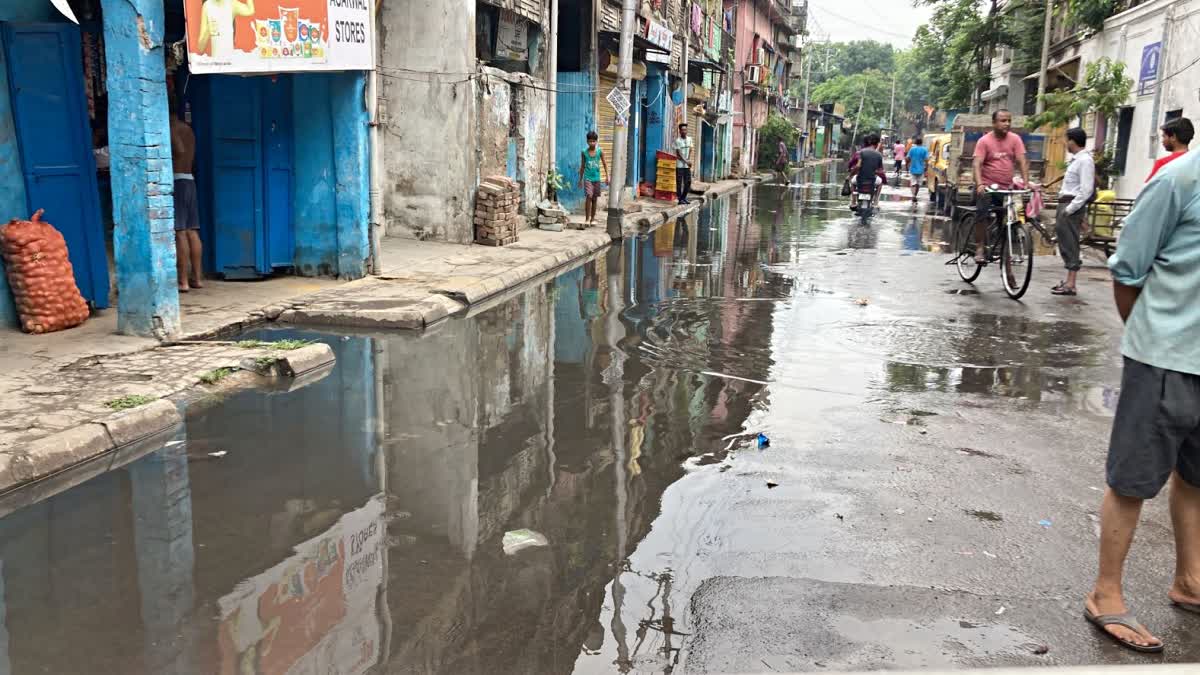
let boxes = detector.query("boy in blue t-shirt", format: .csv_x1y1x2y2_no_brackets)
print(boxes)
578,130,608,225
907,137,930,202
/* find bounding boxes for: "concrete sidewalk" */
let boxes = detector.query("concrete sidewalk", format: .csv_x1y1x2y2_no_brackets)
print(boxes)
0,176,760,496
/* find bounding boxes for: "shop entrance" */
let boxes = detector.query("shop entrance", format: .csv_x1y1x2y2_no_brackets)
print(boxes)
189,74,294,279
2,22,109,307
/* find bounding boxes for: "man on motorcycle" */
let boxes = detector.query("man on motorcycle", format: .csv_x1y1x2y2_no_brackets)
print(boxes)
849,134,887,212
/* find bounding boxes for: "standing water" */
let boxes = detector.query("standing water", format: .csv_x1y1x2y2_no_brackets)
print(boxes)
0,171,1187,673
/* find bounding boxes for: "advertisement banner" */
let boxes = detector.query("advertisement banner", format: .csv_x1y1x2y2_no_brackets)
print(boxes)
495,10,528,61
1138,42,1161,96
216,495,385,675
185,0,374,74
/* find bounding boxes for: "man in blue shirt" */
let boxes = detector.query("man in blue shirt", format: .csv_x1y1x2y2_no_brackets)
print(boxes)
906,137,929,203
1085,150,1200,654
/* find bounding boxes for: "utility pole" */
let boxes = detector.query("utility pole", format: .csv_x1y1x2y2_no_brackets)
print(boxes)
800,39,811,161
1147,2,1176,158
849,86,865,148
887,70,896,135
605,0,639,238
548,0,559,169
1035,0,1053,114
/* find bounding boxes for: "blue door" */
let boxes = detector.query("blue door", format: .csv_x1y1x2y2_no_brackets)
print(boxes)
199,76,294,278
2,23,110,307
261,77,294,268
208,76,264,278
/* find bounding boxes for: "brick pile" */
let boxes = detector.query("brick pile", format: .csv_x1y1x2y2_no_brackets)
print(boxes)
474,176,522,246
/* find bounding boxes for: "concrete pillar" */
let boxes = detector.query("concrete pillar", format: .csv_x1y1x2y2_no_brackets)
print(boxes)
101,0,180,337
331,72,370,278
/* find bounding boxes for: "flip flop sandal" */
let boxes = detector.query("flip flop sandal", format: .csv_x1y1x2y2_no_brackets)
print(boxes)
1051,286,1078,296
1172,600,1200,615
1084,609,1165,653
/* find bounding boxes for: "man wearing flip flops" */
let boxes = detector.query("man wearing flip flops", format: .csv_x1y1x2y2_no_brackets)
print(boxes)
1085,148,1200,653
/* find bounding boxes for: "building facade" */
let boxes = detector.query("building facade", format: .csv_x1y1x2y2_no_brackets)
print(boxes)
0,0,373,336
728,0,801,174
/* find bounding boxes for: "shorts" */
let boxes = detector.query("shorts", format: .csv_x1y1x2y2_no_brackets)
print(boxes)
173,178,200,231
584,180,602,199
1107,357,1200,499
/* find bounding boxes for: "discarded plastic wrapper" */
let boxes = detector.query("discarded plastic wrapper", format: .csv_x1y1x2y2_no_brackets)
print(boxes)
757,433,770,448
502,529,549,555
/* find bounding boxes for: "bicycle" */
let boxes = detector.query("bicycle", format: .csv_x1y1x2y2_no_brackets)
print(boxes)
950,187,1035,300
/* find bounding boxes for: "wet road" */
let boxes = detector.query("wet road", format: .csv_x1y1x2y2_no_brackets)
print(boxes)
0,168,1196,673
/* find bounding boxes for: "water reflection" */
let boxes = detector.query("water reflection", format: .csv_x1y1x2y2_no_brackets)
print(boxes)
0,177,1126,674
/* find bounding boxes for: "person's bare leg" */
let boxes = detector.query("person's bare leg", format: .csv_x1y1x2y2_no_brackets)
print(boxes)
1087,488,1161,647
1169,471,1200,606
187,230,204,288
974,215,989,263
175,232,191,292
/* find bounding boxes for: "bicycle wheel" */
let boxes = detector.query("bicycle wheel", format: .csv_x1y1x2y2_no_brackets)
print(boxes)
1001,222,1034,300
955,214,982,283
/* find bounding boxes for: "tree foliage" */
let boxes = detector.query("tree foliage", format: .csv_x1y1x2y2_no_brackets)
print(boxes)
811,70,894,134
996,0,1047,74
1027,57,1133,129
756,114,799,169
808,40,896,86
1068,0,1118,32
908,0,996,110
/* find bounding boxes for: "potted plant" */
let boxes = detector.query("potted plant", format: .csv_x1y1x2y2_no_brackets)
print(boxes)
545,169,568,203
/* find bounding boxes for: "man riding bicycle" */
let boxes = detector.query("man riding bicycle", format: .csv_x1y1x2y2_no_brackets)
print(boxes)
972,109,1030,263
850,133,887,212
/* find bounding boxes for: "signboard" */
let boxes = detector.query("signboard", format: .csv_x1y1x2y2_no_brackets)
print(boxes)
644,18,672,64
1138,42,1161,96
496,10,529,61
184,0,374,74
216,495,385,675
607,86,631,118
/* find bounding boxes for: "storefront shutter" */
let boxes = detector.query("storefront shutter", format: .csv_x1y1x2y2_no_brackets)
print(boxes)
597,72,618,183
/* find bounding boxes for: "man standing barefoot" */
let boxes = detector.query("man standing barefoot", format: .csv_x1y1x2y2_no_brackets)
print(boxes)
170,104,204,292
1086,149,1200,654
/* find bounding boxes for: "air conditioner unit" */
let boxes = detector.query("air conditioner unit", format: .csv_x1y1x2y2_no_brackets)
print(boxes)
792,34,803,49
747,65,762,83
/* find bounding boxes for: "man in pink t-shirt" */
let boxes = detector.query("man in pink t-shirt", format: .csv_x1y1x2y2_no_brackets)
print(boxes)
971,110,1029,263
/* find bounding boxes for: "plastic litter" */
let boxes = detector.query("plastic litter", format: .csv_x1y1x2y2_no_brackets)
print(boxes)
502,529,549,555
766,481,779,489
208,450,227,458
757,433,770,448
995,606,1006,615
1038,519,1053,528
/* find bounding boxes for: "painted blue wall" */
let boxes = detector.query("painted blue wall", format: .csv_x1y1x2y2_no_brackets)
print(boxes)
331,72,369,279
555,71,594,212
292,72,368,279
0,31,25,328
641,66,667,189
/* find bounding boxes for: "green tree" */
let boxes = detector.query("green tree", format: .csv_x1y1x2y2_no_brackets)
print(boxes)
1068,0,1118,32
1027,57,1133,129
909,0,995,110
807,40,896,86
756,114,799,169
811,69,893,135
997,0,1047,74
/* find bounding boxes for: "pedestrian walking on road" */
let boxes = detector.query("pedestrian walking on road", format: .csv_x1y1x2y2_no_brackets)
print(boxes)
1085,148,1200,654
1146,117,1193,183
579,130,608,225
1052,128,1095,296
906,136,929,203
675,123,694,205
893,140,905,175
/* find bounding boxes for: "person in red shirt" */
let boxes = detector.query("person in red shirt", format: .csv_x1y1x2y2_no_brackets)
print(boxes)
1146,117,1193,183
971,109,1030,264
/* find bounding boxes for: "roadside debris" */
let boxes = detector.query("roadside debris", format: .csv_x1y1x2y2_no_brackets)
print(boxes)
1038,519,1053,528
757,433,770,448
854,297,870,306
502,529,549,555
995,606,1006,616
766,482,779,489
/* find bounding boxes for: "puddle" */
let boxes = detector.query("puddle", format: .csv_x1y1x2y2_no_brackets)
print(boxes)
0,169,1147,673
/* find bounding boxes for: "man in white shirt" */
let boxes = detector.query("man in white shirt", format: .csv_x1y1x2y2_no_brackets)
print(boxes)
1052,127,1095,296
675,123,694,205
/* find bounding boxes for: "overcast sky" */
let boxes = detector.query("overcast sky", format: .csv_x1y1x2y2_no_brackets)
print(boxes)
805,0,934,48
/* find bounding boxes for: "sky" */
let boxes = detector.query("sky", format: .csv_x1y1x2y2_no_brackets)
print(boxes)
805,0,935,48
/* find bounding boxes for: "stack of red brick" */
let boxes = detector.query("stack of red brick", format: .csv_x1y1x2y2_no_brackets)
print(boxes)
474,176,522,246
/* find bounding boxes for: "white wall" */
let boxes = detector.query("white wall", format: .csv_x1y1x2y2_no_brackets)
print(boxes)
1085,0,1200,199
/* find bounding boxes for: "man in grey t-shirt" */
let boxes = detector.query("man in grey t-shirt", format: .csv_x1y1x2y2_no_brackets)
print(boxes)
675,122,693,205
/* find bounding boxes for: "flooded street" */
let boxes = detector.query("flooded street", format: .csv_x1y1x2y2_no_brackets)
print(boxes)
1,168,1196,673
